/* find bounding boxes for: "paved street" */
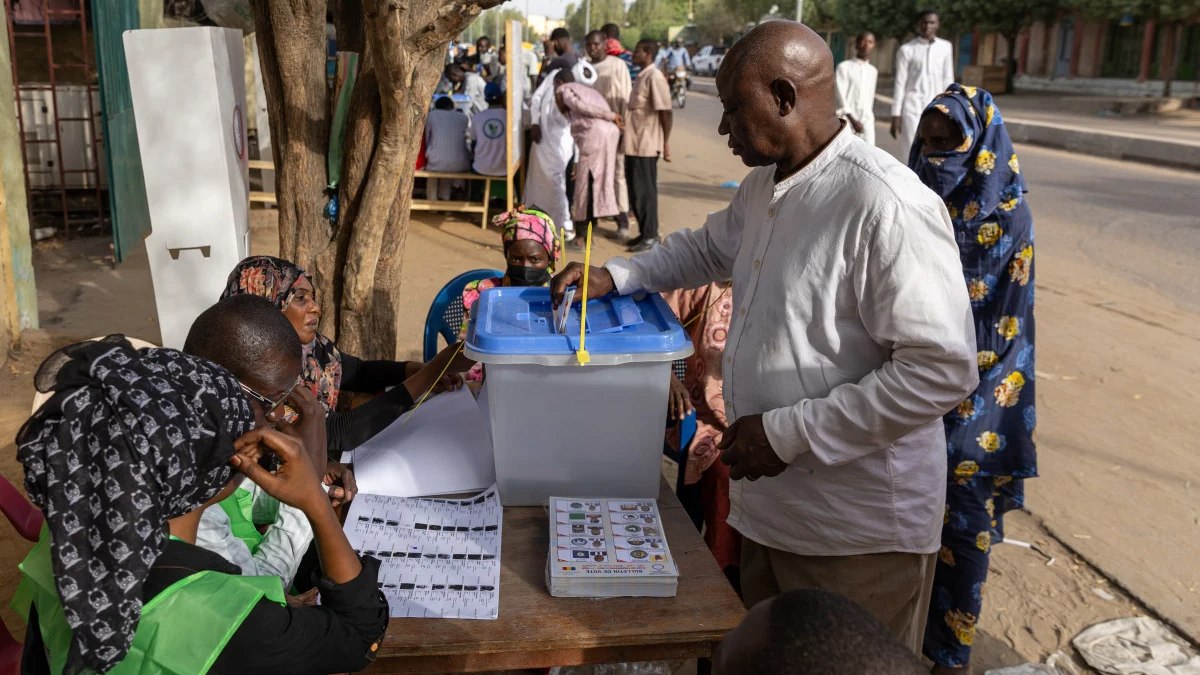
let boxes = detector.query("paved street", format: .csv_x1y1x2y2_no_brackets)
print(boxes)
662,80,1200,641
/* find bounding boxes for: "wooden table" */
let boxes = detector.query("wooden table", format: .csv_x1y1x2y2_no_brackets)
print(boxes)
367,481,746,673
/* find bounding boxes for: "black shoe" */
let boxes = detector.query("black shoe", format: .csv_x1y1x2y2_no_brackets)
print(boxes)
628,237,659,253
625,235,644,249
604,227,631,242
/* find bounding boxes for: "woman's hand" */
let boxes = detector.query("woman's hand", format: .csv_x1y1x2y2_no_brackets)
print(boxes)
668,375,694,421
286,588,320,607
324,461,358,508
613,113,625,131
277,385,327,470
432,373,465,393
404,343,477,400
231,428,327,516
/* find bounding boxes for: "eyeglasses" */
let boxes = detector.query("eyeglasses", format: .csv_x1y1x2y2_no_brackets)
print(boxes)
239,378,301,419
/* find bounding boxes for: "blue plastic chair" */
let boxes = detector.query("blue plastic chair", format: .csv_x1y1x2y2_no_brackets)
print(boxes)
423,269,504,361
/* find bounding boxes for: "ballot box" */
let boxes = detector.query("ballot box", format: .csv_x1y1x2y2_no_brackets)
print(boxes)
465,287,693,506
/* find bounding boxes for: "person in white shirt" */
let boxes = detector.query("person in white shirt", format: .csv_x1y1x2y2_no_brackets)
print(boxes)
524,67,576,238
425,96,471,200
552,21,977,655
197,482,313,587
443,62,489,115
470,83,508,177
891,10,956,154
835,32,879,145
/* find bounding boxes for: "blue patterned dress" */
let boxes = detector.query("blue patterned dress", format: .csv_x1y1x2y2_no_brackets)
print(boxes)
909,84,1038,668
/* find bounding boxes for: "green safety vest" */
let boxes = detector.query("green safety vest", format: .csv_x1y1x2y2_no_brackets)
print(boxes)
14,529,286,675
217,486,265,554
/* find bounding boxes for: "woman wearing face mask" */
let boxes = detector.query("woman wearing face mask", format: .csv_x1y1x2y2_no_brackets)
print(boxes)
222,256,476,458
909,84,1037,675
458,207,562,381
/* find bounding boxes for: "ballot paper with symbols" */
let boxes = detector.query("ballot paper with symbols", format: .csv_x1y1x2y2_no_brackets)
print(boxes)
546,497,679,598
344,486,502,619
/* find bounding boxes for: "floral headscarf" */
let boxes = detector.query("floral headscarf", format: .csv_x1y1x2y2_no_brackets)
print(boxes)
493,206,562,272
220,256,344,412
907,83,1027,227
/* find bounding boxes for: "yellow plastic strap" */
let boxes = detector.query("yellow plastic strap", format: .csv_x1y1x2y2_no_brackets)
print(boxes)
401,342,465,425
576,221,593,365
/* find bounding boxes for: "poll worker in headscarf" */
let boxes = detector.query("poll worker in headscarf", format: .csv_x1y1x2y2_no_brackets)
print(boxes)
13,336,387,674
552,21,978,654
909,84,1037,674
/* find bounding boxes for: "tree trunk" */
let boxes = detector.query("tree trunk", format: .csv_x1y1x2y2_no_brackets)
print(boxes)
257,0,504,358
252,1,329,268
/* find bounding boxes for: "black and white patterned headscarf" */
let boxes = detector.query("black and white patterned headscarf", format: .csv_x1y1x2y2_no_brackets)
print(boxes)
16,335,256,674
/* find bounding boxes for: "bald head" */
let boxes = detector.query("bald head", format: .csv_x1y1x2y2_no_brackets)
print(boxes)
716,21,842,173
721,21,836,116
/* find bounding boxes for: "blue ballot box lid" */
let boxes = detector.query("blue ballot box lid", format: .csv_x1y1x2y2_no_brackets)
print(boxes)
464,286,693,366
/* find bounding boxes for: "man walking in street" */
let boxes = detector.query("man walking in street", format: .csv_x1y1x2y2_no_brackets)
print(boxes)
656,38,692,72
587,29,634,238
836,32,879,145
891,10,956,154
622,39,673,252
552,21,977,655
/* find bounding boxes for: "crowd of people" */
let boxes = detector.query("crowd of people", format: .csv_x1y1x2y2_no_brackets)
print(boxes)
9,11,1036,675
431,24,673,253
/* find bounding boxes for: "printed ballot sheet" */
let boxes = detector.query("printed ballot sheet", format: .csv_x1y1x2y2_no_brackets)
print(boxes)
344,486,502,619
347,386,495,498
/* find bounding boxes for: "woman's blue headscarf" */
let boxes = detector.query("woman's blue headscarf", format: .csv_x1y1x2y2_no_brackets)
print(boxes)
908,83,1027,228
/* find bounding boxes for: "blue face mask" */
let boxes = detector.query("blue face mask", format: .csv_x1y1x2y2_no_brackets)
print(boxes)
914,155,968,200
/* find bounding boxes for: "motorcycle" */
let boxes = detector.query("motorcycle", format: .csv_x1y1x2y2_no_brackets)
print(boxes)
670,65,688,109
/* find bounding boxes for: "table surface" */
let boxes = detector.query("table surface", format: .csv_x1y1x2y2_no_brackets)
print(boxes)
366,480,747,674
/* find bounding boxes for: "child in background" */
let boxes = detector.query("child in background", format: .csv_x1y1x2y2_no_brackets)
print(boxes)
425,95,471,200
470,83,508,177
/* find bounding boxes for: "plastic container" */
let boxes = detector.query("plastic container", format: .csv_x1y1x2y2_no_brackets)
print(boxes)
465,286,693,506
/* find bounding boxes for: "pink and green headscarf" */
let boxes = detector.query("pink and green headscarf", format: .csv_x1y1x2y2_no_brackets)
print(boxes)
493,206,562,272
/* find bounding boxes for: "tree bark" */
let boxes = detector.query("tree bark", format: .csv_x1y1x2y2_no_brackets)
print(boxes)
258,0,504,357
334,0,505,358
253,1,329,268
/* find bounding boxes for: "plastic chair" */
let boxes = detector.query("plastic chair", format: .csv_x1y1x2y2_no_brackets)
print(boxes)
0,474,41,543
1,474,41,675
423,269,504,362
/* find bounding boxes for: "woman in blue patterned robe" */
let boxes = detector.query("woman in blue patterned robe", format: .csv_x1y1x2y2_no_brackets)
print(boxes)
909,84,1038,673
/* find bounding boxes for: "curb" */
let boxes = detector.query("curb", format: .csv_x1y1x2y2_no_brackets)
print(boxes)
1002,119,1200,172
873,95,1200,172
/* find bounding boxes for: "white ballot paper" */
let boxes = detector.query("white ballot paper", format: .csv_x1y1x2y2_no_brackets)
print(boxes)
349,386,495,498
344,486,502,619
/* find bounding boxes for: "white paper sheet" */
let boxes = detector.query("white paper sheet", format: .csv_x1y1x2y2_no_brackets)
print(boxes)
348,387,495,498
344,486,502,619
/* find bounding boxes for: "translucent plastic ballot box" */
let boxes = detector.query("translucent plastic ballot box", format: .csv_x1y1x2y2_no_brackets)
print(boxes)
465,287,693,506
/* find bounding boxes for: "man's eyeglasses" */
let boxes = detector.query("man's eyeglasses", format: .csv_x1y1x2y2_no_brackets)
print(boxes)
239,378,301,418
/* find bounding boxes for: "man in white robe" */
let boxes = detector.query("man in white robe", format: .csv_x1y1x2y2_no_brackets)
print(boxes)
890,11,955,156
523,69,575,237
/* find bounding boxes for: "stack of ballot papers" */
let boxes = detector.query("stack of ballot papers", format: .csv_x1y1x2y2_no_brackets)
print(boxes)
545,497,679,598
